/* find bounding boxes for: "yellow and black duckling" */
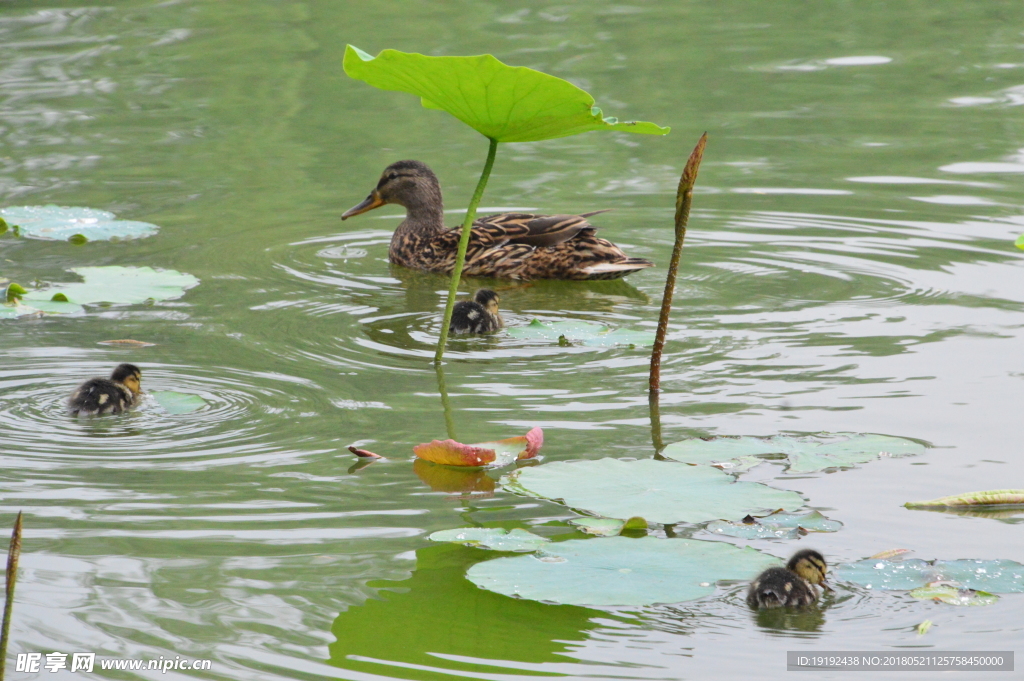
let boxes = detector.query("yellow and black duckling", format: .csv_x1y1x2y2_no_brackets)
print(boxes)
68,363,142,416
747,549,830,608
449,289,503,335
342,160,654,280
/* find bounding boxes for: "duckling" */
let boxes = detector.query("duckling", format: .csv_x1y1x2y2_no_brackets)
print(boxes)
449,289,503,335
68,363,142,416
747,549,829,608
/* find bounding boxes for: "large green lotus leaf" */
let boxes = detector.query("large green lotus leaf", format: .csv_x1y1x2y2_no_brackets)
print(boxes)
21,266,199,305
467,536,778,606
705,510,841,540
344,46,670,143
0,206,158,241
662,434,924,473
503,458,804,524
837,558,1024,593
507,320,655,347
429,527,549,552
152,391,207,415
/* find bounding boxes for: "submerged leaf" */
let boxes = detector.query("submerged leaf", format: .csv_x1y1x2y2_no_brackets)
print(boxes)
429,527,549,552
21,266,199,306
905,489,1024,508
508,319,655,347
838,558,1024,593
344,46,669,144
151,391,207,415
414,426,542,467
467,536,777,606
413,459,496,495
909,585,998,606
663,433,924,473
503,458,804,524
0,206,159,242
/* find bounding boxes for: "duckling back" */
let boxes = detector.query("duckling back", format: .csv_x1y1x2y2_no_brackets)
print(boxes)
448,289,502,335
68,379,136,416
747,566,819,608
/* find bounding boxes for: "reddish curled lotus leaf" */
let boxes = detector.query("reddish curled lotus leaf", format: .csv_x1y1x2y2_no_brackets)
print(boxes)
413,459,496,494
413,427,544,467
349,445,384,459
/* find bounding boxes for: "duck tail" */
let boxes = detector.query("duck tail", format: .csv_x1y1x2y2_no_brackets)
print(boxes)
581,258,655,280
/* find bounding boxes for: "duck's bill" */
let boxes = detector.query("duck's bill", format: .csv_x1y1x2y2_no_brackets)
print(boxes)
341,191,385,220
820,580,834,593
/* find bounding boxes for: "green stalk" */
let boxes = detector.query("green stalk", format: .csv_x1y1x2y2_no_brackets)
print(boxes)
434,363,458,440
649,133,707,392
0,512,23,681
434,137,499,363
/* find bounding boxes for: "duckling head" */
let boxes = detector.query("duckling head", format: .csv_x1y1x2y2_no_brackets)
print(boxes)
474,289,500,316
342,160,442,220
111,363,142,396
787,549,828,586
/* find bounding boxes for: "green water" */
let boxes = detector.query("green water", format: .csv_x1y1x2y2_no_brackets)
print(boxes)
2,1,1024,679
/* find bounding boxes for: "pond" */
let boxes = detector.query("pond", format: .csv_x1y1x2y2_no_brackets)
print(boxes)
2,1,1023,679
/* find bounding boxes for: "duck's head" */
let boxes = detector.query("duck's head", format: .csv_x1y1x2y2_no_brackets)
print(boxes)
111,363,142,396
474,289,500,316
342,160,443,220
787,549,830,589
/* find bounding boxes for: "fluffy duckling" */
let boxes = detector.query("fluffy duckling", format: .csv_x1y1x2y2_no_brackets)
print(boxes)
68,363,142,416
449,289,502,335
747,549,829,608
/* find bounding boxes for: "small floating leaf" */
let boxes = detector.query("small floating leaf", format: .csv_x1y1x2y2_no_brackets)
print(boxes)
50,293,69,302
414,427,542,468
97,339,156,347
0,217,6,235
67,233,88,245
0,206,159,242
5,283,26,303
429,527,549,552
705,510,841,540
869,548,911,560
503,458,804,524
909,585,998,606
508,319,654,347
916,619,933,635
467,536,777,606
569,517,628,536
344,46,669,144
837,558,1024,593
1017,232,1024,250
21,266,199,306
663,433,924,473
905,489,1024,508
151,391,207,415
348,445,383,459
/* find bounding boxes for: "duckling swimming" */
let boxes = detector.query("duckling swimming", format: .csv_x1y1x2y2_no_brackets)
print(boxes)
449,289,502,335
68,363,142,416
747,549,829,608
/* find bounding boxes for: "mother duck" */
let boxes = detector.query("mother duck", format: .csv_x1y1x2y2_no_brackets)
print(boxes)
342,160,653,280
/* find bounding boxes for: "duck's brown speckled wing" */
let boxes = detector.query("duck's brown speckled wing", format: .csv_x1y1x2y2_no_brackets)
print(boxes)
400,211,653,280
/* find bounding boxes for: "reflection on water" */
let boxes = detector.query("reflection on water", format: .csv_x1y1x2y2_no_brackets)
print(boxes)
3,0,1024,679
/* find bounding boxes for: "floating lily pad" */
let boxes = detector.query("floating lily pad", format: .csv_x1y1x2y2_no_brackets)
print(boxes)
1017,232,1024,250
906,489,1024,509
467,536,777,606
414,427,542,467
837,558,1024,593
663,434,924,474
0,206,159,242
503,458,804,524
151,391,207,415
429,527,549,552
705,510,841,540
508,319,655,347
569,516,648,537
344,46,669,144
909,585,999,606
21,266,199,306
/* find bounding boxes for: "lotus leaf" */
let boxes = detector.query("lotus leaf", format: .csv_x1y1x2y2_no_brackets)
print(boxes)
837,558,1024,593
569,516,648,537
705,510,841,540
503,458,804,524
662,433,924,473
429,527,549,552
507,319,655,347
909,585,999,606
151,391,207,415
1017,233,1024,250
467,536,777,606
414,427,542,467
21,266,199,306
0,206,159,242
905,489,1024,509
344,46,669,144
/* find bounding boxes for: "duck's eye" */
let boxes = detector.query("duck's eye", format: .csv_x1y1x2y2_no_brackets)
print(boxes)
387,172,398,181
